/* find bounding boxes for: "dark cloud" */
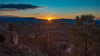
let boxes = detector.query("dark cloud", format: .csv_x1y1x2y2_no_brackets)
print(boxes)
0,4,43,11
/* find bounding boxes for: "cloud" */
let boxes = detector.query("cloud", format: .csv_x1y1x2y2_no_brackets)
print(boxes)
0,4,44,11
34,13,41,15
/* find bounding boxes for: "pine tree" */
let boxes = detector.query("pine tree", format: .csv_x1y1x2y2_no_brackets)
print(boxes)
70,14,100,56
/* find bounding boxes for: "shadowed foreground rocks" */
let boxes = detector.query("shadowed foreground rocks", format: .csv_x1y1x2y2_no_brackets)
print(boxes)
0,20,73,56
0,21,34,56
0,43,34,56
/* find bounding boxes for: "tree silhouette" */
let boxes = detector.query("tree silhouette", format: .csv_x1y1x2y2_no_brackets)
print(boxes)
70,14,100,56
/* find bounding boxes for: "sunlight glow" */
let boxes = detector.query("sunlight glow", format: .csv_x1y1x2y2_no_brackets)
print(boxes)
42,17,55,20
48,18,52,21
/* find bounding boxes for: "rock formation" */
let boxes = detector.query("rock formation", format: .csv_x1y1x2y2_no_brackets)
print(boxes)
0,22,34,56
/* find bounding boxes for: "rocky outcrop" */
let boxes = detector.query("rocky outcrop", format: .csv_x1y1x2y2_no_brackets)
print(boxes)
0,44,34,56
0,20,72,56
0,21,34,56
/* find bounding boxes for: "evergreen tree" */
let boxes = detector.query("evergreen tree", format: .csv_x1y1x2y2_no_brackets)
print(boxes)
70,14,100,56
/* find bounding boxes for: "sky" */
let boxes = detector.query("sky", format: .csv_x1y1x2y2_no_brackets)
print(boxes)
0,0,100,19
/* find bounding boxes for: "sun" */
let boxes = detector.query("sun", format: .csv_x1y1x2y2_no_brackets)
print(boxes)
48,18,52,21
43,17,55,20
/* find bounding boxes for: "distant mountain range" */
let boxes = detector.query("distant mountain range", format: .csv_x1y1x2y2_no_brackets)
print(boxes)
0,16,100,25
0,16,46,23
54,19,100,25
